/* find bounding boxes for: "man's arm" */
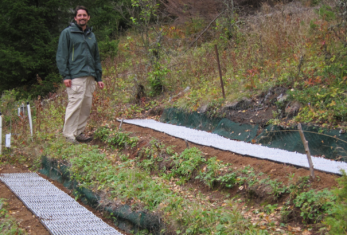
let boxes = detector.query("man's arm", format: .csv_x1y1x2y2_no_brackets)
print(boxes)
56,29,71,86
94,39,103,80
94,38,104,89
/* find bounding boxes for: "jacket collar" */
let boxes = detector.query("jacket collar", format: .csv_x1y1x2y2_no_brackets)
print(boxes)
70,23,91,34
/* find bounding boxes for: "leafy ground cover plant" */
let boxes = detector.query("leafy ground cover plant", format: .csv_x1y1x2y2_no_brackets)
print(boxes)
94,126,139,149
171,147,206,184
280,175,337,225
44,141,265,234
137,138,169,173
324,170,347,234
196,157,225,188
293,189,336,223
0,198,26,235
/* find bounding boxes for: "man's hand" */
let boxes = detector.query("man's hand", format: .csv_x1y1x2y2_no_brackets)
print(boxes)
64,79,72,87
98,81,105,89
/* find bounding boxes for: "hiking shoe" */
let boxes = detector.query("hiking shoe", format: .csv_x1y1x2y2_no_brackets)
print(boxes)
76,133,93,143
65,137,79,144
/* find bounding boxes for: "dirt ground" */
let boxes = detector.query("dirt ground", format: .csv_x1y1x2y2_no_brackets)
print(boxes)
0,164,128,235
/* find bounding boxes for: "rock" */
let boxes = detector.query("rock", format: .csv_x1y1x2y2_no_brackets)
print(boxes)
169,86,190,102
223,97,252,111
277,94,288,103
148,106,164,116
197,104,209,113
285,101,302,118
263,87,288,105
183,86,190,93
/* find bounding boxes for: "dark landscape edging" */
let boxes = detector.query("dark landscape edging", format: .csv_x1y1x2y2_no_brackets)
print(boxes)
39,156,161,235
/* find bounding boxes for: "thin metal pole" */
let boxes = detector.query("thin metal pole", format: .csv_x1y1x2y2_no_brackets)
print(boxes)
215,45,226,99
0,112,2,155
27,102,33,137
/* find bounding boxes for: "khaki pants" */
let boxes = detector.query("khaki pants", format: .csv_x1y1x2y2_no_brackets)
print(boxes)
63,76,96,139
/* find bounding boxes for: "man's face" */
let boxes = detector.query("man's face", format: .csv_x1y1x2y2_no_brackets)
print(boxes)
74,9,90,28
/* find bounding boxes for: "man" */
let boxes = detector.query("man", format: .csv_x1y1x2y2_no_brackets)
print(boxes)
56,6,104,143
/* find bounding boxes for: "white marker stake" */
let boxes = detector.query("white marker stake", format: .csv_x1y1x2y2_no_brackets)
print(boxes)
0,113,2,155
5,134,11,148
27,102,33,137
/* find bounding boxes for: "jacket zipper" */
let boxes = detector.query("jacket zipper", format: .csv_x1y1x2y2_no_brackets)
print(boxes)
72,44,74,61
83,34,91,75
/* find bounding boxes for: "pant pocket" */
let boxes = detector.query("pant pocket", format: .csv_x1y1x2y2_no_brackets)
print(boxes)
71,85,83,93
68,81,84,99
86,82,96,97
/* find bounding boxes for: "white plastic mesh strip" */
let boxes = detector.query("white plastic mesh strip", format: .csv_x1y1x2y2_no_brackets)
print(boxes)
0,173,122,235
123,119,347,175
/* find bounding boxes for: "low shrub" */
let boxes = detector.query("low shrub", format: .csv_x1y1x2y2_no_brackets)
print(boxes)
324,170,347,234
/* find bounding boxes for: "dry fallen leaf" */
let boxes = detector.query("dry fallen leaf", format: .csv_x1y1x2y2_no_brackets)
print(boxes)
302,230,311,235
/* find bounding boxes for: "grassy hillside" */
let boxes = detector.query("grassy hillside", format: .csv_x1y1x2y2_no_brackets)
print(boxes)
98,0,347,129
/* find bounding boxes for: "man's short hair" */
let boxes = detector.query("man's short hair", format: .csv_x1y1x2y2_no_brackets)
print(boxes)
74,6,89,16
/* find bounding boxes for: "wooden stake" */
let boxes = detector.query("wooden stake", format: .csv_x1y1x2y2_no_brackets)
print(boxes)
185,139,189,149
119,118,124,131
214,45,226,99
298,123,315,179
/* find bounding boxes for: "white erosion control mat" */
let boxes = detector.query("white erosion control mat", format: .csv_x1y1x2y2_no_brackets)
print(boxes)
0,173,122,235
123,119,347,175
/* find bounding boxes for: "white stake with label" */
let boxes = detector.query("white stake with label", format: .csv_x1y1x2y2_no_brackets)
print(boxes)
27,102,33,137
5,134,11,148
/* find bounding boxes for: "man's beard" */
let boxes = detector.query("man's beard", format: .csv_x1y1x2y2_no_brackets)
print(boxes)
77,20,86,27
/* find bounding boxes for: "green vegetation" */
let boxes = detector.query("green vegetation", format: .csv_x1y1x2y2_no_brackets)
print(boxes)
39,126,347,233
293,189,336,223
0,199,26,235
324,170,347,234
94,126,139,149
44,139,261,234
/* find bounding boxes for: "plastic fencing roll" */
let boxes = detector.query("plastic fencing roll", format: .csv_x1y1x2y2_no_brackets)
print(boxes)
27,102,33,137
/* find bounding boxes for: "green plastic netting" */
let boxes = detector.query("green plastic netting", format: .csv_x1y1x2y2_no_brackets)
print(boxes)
160,108,347,162
40,156,161,234
257,125,347,162
161,108,259,142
